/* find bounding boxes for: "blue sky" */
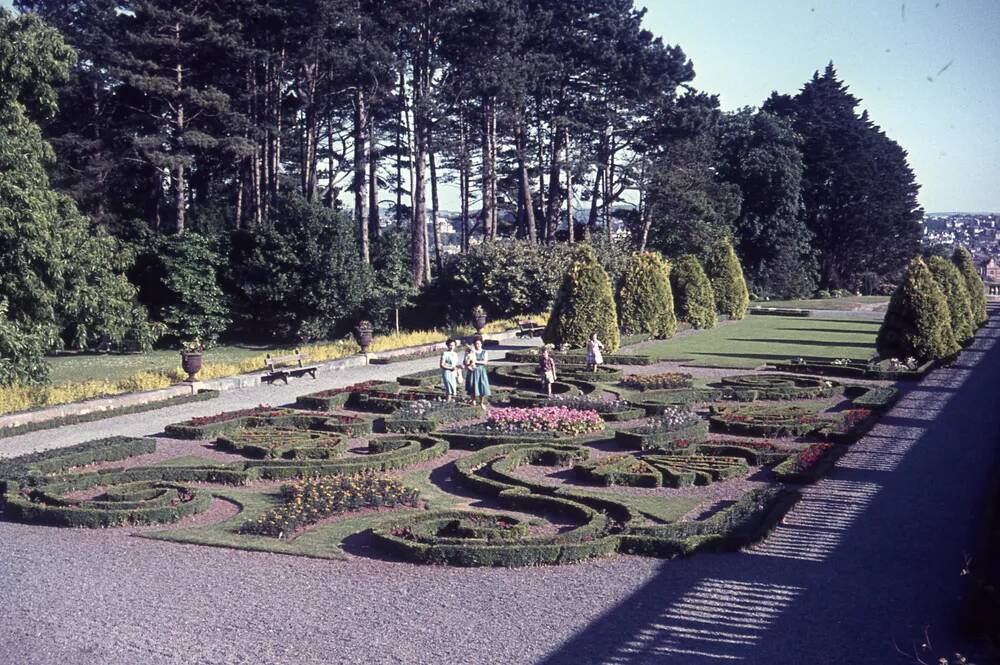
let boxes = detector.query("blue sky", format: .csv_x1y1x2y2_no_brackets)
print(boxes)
642,0,1000,213
5,0,997,212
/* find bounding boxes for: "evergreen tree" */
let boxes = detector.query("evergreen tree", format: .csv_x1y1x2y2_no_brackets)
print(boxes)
703,238,750,319
876,257,959,362
765,64,922,289
670,255,717,329
0,9,155,370
926,255,974,345
717,109,816,298
617,252,676,338
952,247,988,327
544,244,620,352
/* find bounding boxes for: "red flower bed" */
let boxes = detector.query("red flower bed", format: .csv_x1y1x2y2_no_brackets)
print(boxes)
311,381,381,399
789,443,833,474
189,405,283,426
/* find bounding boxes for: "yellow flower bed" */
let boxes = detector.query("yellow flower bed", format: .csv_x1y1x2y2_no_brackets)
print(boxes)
0,316,543,417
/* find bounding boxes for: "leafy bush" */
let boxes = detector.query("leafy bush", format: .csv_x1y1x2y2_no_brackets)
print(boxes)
927,255,975,344
616,252,677,338
132,231,229,346
670,255,717,329
877,257,959,362
544,244,621,352
225,193,371,342
0,299,48,387
953,246,988,327
703,238,750,319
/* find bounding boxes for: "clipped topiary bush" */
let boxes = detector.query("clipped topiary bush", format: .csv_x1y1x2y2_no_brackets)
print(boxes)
927,255,975,344
544,245,621,352
704,238,750,320
952,246,988,327
616,252,677,338
670,255,717,329
877,257,960,362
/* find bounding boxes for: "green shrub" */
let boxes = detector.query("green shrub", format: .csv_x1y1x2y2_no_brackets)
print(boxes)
877,256,960,362
953,246,988,327
670,255,717,329
703,238,750,319
927,255,975,344
616,252,677,338
543,245,621,352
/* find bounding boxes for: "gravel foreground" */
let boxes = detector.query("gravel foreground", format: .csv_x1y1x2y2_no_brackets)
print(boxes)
3,312,1000,664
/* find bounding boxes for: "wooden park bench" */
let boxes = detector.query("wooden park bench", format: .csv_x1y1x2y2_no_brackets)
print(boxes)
262,351,319,384
516,320,545,338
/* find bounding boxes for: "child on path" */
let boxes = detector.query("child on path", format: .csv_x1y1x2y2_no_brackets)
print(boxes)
538,346,557,397
586,332,605,372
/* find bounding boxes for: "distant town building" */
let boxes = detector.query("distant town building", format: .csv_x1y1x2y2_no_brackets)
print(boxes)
978,257,1000,282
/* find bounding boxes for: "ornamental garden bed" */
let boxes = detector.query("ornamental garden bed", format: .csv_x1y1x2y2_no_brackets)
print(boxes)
574,453,748,489
614,407,709,451
383,400,482,434
440,406,604,449
716,374,840,400
709,404,829,438
165,407,373,440
772,443,842,483
506,394,645,422
771,357,936,381
620,372,694,391
215,426,346,460
294,381,390,410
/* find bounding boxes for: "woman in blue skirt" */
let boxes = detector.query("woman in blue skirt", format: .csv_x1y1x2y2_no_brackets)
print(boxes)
466,338,491,408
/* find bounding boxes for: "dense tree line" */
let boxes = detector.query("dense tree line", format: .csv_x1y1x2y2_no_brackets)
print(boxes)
1,3,925,379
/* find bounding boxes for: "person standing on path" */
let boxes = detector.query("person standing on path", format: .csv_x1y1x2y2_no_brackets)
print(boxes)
539,346,557,397
439,339,459,401
462,344,475,399
467,338,492,408
586,332,605,372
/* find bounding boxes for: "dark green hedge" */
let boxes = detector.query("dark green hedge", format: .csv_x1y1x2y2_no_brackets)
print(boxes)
614,419,709,451
0,436,156,488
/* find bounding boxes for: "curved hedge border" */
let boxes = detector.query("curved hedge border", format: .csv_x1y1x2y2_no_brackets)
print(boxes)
489,365,581,397
294,381,397,411
216,427,347,460
0,436,156,489
718,374,840,400
4,478,210,528
709,404,827,438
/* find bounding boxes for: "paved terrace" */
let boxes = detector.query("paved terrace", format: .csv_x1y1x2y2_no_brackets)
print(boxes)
1,309,998,664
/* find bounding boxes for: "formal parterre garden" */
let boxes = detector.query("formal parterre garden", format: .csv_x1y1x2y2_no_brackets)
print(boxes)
0,344,913,568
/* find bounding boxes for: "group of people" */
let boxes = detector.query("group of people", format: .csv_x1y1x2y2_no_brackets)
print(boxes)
441,330,605,403
439,338,491,407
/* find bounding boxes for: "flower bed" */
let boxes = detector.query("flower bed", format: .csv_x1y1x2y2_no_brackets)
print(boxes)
574,455,661,488
506,394,644,422
240,471,420,538
614,407,708,450
696,440,790,465
485,406,605,437
353,387,448,413
620,372,694,391
165,405,289,439
644,454,751,488
771,357,935,381
709,404,828,438
773,443,840,482
294,381,388,410
717,374,839,400
383,400,481,433
216,427,346,460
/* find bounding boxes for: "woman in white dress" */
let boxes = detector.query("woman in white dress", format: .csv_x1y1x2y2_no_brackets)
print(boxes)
440,339,459,400
586,332,604,372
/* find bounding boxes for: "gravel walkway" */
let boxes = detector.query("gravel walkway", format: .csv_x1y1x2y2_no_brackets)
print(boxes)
2,313,999,664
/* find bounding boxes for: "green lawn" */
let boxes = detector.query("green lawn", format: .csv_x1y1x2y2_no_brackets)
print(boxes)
753,295,889,312
636,314,882,369
45,344,279,385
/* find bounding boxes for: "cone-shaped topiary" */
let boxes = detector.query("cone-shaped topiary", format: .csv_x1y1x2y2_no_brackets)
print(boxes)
877,257,960,362
670,255,717,329
927,255,975,345
616,252,677,338
703,238,750,320
952,246,988,327
544,244,621,352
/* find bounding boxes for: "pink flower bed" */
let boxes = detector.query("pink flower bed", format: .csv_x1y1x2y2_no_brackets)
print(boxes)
486,406,604,436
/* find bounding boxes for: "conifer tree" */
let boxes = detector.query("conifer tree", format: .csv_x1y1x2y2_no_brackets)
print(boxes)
876,257,959,362
926,255,974,345
670,255,717,329
544,245,620,352
617,252,676,338
952,247,988,327
703,238,750,319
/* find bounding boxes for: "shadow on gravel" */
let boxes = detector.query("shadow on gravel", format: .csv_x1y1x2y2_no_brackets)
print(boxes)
540,311,1000,665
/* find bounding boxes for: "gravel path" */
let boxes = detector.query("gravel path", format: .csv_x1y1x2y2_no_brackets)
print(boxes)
2,313,999,663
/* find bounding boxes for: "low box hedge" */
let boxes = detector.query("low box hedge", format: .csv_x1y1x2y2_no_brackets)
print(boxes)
294,381,396,411
748,307,811,317
0,436,156,488
773,443,845,483
717,374,840,401
573,455,661,488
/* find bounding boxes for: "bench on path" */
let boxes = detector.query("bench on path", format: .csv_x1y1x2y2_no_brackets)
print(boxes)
516,321,545,338
262,352,319,384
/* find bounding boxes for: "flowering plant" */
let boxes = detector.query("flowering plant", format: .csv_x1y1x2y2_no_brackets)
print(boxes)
632,406,699,434
241,471,419,538
484,406,604,436
788,443,833,474
550,395,632,413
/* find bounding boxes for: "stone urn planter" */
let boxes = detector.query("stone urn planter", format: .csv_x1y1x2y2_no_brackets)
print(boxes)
180,352,203,382
471,306,487,336
355,320,374,353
